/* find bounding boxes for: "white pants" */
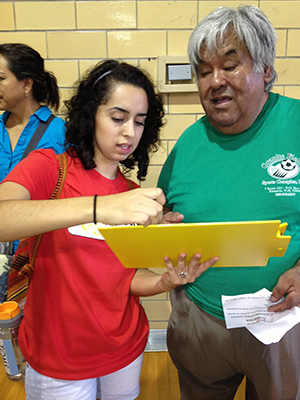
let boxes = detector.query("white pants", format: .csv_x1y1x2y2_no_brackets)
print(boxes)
25,353,144,400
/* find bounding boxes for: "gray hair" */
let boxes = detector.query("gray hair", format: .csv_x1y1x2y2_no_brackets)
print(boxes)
188,5,277,92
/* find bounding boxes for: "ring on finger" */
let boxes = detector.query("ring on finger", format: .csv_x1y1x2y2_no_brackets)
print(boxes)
178,271,188,279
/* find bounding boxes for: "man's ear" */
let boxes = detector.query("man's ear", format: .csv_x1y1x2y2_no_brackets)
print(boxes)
264,66,273,83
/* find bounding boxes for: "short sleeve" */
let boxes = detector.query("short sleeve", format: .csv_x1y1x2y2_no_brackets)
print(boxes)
157,146,177,198
2,149,60,200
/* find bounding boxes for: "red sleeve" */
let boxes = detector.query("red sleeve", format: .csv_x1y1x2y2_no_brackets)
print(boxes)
3,149,60,200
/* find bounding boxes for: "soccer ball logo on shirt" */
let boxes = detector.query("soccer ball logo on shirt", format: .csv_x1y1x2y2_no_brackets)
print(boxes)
265,156,300,180
261,153,300,196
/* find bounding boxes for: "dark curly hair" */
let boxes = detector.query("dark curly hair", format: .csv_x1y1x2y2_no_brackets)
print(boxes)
0,43,60,111
64,60,164,180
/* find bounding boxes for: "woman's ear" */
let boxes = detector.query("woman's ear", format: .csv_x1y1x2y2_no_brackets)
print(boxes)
23,78,34,96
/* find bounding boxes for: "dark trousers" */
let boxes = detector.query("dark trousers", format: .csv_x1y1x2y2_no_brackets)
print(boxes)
168,286,300,400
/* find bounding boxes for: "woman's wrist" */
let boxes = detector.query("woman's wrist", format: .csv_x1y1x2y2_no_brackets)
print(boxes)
93,194,98,224
158,273,179,293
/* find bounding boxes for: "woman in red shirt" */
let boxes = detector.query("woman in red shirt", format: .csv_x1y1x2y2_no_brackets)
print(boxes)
0,60,218,400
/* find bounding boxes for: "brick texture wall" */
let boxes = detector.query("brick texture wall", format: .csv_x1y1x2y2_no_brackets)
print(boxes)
1,0,300,329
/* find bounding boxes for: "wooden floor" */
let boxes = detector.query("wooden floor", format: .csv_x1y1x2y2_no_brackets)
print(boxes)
0,362,25,400
0,352,245,400
137,352,245,400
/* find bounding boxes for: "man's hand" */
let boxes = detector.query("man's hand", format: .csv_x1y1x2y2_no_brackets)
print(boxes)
161,211,184,224
160,205,184,224
269,264,300,312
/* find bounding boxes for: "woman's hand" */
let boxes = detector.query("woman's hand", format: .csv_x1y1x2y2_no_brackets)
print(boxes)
0,183,165,241
96,187,166,226
160,253,220,292
130,253,219,296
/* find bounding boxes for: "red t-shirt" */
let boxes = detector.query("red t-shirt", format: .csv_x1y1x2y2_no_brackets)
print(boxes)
4,149,149,379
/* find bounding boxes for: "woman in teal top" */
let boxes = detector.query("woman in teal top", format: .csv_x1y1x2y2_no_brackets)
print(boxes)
0,43,65,302
0,43,65,182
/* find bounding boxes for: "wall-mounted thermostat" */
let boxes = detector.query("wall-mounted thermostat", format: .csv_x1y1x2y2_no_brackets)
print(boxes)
168,64,192,81
158,55,198,93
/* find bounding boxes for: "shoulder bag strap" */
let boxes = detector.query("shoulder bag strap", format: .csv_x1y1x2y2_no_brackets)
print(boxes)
20,114,56,161
29,153,67,266
125,178,135,190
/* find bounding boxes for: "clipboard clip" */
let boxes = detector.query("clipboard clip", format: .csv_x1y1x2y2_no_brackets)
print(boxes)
271,222,291,258
277,222,288,236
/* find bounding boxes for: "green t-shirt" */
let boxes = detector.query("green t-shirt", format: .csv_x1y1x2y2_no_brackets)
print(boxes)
158,93,300,319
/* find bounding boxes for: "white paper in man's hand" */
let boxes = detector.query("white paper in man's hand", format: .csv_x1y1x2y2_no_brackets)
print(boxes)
222,288,300,344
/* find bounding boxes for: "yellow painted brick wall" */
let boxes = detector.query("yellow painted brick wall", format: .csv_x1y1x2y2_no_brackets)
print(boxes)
1,0,300,328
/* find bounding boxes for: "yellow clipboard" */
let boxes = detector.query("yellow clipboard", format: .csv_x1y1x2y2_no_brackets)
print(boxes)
98,220,291,268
